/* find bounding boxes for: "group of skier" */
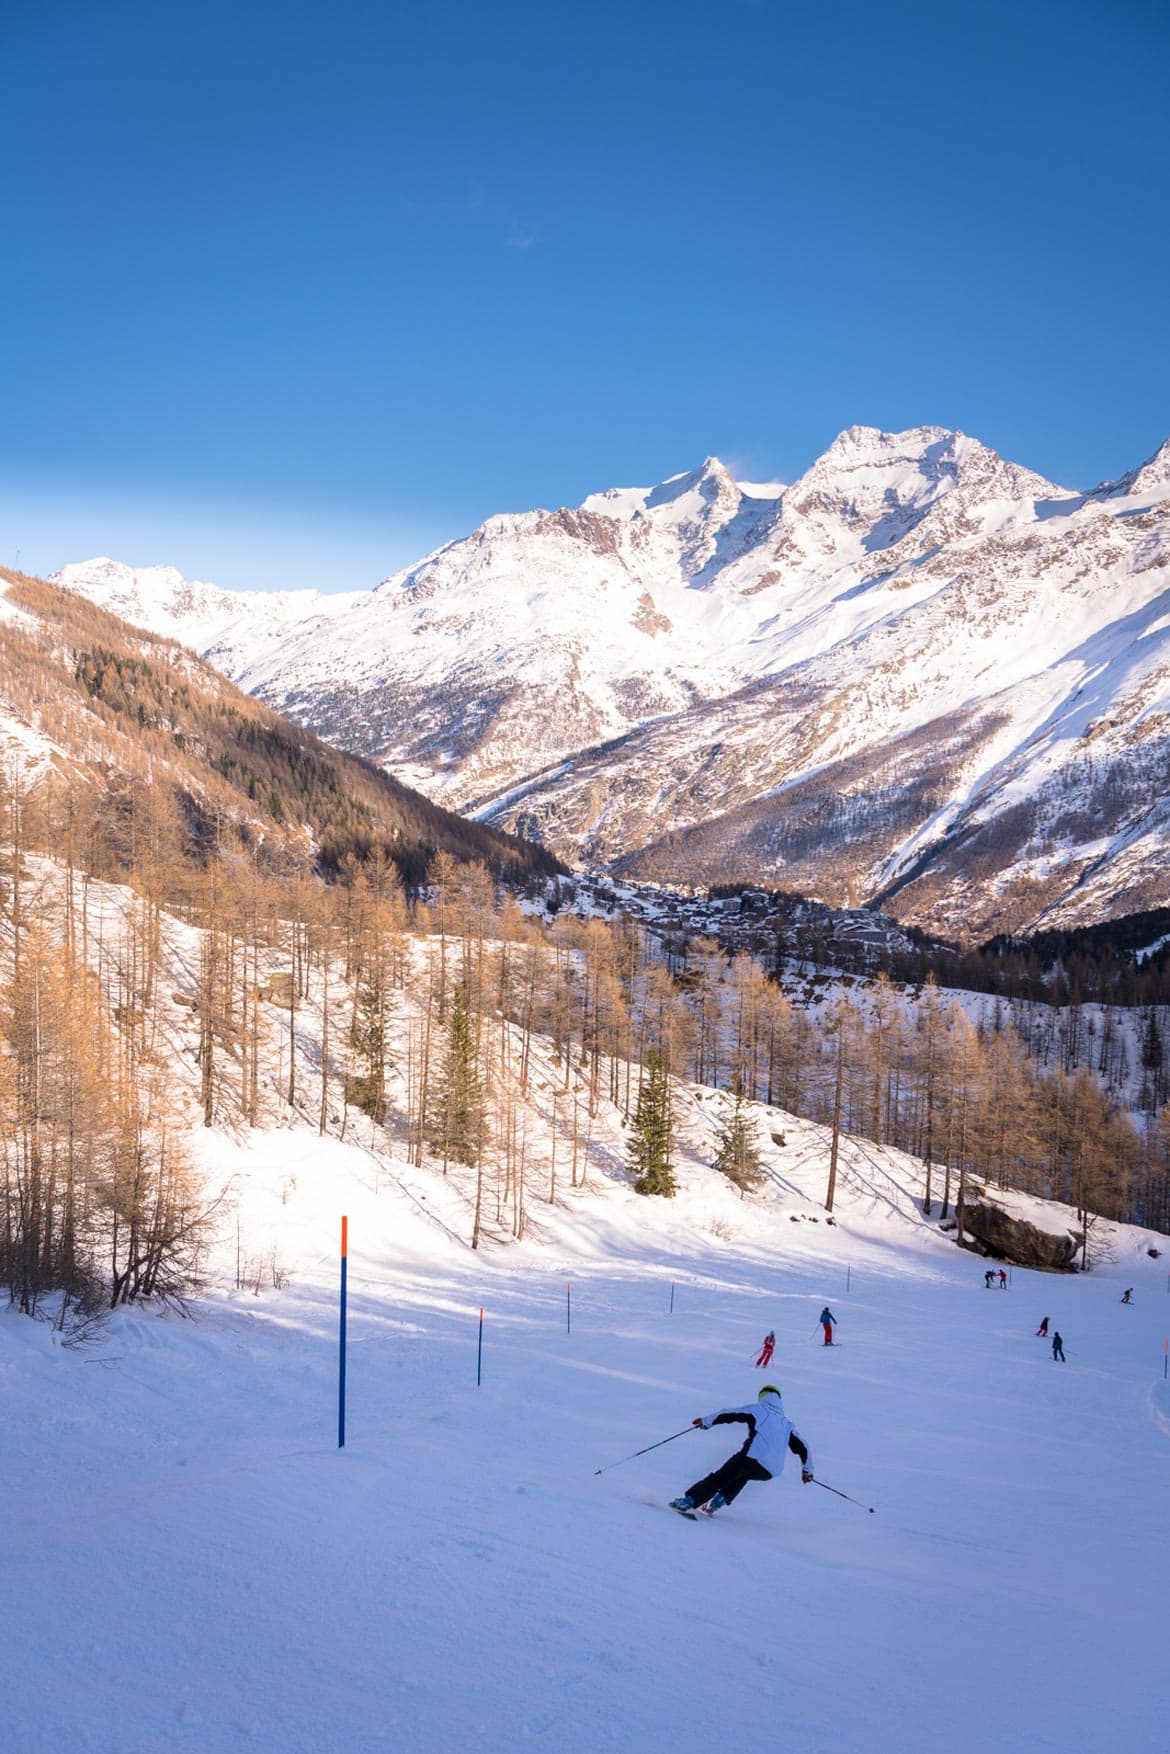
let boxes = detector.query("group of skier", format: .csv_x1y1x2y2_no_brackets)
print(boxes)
661,1266,1138,1519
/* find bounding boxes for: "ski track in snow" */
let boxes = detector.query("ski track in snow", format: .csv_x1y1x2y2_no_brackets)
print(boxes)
3,1126,1169,1754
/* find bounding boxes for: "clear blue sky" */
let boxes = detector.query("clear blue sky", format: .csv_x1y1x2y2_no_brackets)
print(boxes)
3,0,1167,590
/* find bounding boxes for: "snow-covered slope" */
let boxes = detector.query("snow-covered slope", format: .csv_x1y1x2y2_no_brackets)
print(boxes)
4,1113,1167,1754
4,837,1167,1752
53,427,1170,932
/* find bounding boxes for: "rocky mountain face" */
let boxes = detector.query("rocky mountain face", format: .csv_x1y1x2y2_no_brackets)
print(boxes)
53,425,1170,935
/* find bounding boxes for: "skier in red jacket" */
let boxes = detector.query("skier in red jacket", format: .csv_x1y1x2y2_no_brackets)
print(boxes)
755,1331,775,1368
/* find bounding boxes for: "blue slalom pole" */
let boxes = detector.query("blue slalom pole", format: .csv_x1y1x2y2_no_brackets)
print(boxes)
477,1308,484,1386
567,1281,572,1335
670,1279,675,1314
338,1215,348,1449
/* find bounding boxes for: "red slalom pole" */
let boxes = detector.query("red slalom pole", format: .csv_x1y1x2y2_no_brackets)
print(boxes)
338,1215,348,1449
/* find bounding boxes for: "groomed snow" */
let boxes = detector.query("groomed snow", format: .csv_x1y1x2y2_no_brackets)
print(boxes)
3,1122,1167,1754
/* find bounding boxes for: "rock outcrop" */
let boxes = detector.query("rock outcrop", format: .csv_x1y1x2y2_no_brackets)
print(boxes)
959,1195,1082,1271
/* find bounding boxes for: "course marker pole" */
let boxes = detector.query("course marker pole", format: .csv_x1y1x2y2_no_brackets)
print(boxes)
670,1279,675,1314
846,1262,851,1295
1164,1337,1168,1381
338,1215,348,1449
567,1282,572,1335
477,1308,484,1386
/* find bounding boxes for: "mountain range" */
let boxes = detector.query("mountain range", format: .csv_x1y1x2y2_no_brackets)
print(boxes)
51,424,1170,936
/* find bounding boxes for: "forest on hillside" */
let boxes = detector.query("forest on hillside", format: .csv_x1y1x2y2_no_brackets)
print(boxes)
3,744,1168,1323
0,568,562,890
707,882,1170,1010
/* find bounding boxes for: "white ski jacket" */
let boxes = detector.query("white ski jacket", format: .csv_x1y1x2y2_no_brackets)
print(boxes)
698,1397,810,1477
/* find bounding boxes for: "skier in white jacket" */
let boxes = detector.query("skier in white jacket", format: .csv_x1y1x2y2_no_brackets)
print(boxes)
670,1384,812,1516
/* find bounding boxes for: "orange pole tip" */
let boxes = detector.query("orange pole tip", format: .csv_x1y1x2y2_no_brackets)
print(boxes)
340,1215,348,1257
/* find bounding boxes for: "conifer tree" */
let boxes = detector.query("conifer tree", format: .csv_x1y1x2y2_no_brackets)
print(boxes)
712,1073,765,1191
627,1048,676,1196
431,982,486,1171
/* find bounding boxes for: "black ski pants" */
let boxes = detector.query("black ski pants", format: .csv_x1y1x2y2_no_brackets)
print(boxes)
686,1451,772,1506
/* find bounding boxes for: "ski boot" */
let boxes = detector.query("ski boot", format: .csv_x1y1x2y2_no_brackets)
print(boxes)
699,1491,727,1516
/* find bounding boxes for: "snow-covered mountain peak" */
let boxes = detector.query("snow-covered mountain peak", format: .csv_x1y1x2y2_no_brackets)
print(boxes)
50,556,355,671
772,425,1075,567
58,555,185,603
790,424,962,507
53,557,241,630
1091,437,1170,505
645,455,735,504
1141,436,1170,482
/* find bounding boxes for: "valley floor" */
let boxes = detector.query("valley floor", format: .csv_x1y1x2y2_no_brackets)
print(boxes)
3,1127,1168,1754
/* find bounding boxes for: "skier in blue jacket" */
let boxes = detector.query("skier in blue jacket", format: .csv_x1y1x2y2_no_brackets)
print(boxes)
670,1384,812,1516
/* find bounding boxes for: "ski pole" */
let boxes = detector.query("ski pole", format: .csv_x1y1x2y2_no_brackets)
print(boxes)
593,1425,697,1475
812,1478,875,1513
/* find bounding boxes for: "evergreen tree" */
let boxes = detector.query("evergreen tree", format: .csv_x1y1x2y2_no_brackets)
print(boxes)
627,1048,676,1196
350,973,388,1124
713,1073,765,1190
430,983,485,1170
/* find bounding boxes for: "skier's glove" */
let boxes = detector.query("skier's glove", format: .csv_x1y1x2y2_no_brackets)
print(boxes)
802,1470,814,1484
692,1417,705,1427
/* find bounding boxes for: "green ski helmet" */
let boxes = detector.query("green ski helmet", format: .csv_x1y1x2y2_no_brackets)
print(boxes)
758,1383,782,1401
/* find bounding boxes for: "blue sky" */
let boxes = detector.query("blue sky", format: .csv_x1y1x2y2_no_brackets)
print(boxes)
3,0,1167,590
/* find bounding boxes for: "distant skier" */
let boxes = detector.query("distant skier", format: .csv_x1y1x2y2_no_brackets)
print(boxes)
670,1384,812,1517
1121,1288,1133,1304
1036,1316,1049,1337
755,1331,776,1368
1052,1331,1065,1362
820,1306,837,1346
998,1269,1008,1288
984,1269,995,1289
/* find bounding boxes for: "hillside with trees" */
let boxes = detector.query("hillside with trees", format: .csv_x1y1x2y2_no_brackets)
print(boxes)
2,572,1167,1328
0,569,562,895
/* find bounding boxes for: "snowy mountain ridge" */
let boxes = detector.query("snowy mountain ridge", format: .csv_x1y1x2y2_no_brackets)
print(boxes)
53,424,1170,934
